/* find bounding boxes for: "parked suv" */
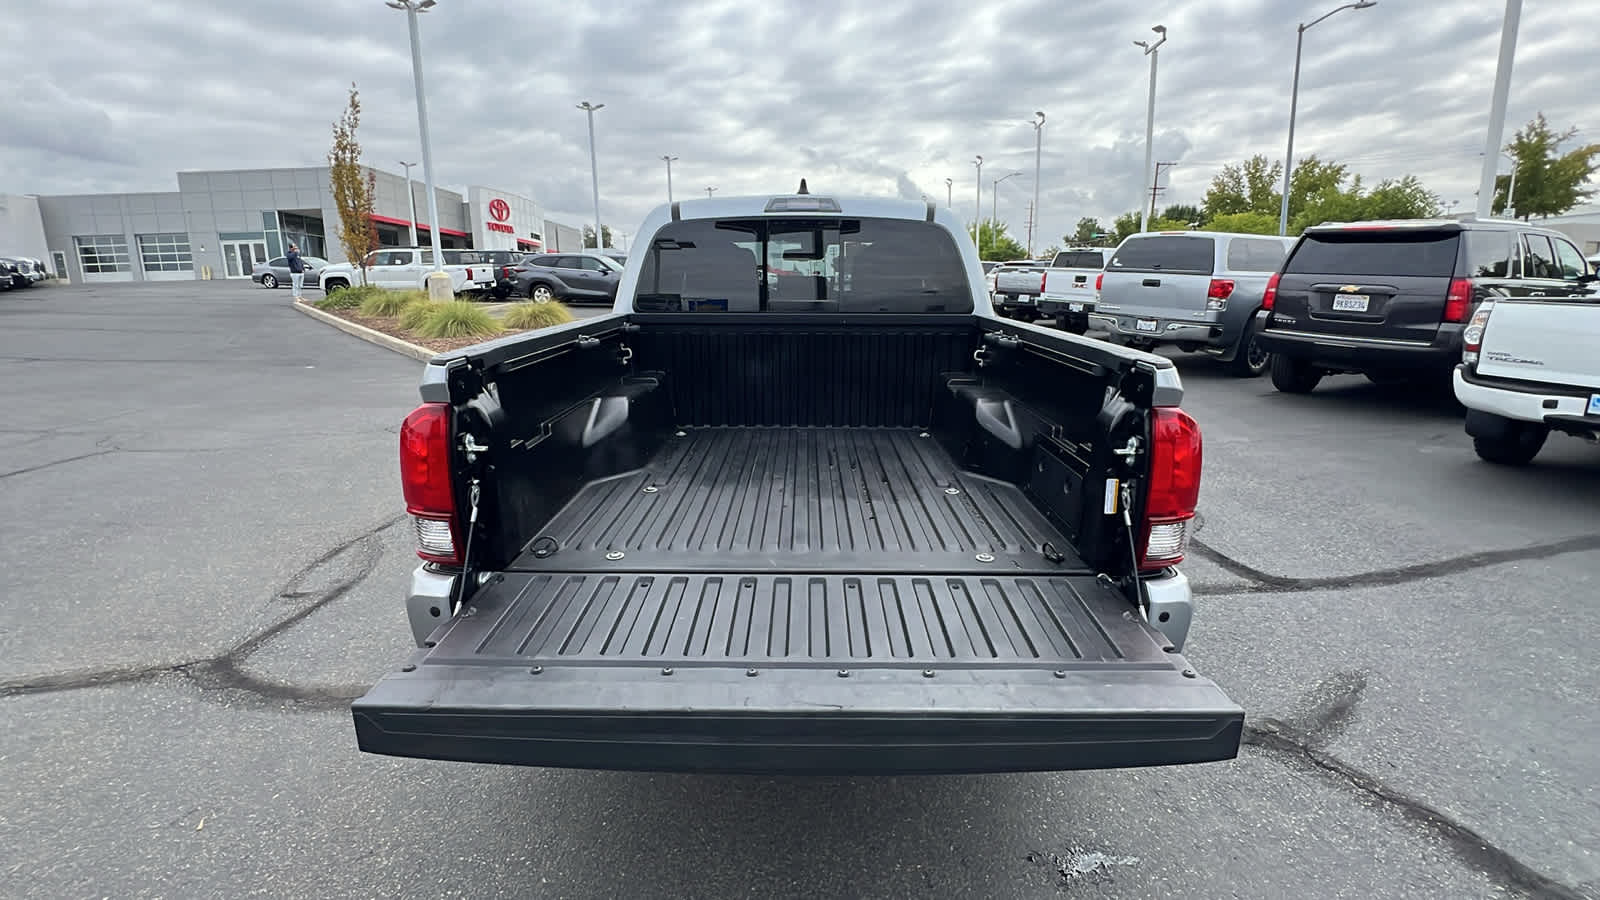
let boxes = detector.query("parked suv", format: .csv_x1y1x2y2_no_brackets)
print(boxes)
508,252,624,303
1091,231,1293,376
1258,218,1596,394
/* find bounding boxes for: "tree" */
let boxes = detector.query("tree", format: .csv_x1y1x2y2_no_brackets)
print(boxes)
582,224,615,249
1160,204,1204,226
1205,211,1279,235
967,219,1027,260
327,84,378,283
1112,211,1142,243
1070,217,1106,245
1147,217,1193,233
1493,113,1600,219
1204,155,1282,218
1039,245,1062,261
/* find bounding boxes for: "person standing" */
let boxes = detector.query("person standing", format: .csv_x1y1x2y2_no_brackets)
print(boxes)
286,243,306,301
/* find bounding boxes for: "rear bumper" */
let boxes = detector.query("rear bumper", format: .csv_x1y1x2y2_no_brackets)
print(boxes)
1037,293,1096,316
353,663,1243,775
1454,366,1598,428
1258,324,1463,371
1089,313,1220,345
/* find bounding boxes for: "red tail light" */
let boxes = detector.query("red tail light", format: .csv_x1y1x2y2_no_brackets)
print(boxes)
466,267,475,281
1139,408,1202,572
1462,301,1494,367
1444,278,1473,323
400,403,460,564
1207,279,1235,299
1095,272,1104,291
1040,271,1048,294
1261,272,1281,311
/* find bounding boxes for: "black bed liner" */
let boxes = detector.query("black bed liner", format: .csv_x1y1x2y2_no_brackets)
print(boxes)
515,428,1083,573
354,427,1243,774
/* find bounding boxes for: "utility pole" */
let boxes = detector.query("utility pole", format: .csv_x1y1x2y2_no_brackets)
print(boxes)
973,156,984,246
577,101,605,249
1134,25,1168,234
1030,111,1045,256
1149,162,1177,222
706,186,717,198
1476,0,1521,219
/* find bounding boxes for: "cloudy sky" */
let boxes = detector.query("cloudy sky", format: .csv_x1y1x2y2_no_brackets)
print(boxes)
4,0,1594,249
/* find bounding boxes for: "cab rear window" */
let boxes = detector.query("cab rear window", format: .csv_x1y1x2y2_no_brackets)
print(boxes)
1285,231,1460,278
1053,251,1105,269
1108,236,1215,275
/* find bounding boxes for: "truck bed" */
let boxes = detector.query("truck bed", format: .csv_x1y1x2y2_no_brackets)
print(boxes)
513,427,1085,573
355,427,1242,774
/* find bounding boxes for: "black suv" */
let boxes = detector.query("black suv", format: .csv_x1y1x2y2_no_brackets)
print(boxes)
1256,218,1594,393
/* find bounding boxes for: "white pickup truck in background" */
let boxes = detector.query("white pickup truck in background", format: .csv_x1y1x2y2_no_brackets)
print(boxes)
319,247,475,294
1455,282,1600,464
1037,247,1110,334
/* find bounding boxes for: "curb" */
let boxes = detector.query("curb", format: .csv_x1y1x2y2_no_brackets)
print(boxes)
293,301,436,363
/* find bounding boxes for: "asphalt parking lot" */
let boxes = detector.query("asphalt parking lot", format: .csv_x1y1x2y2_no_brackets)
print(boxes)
3,280,1597,899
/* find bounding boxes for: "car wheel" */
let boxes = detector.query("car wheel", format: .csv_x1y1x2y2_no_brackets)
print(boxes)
1472,423,1548,465
325,279,349,293
1269,355,1323,393
1226,333,1272,378
260,274,278,289
529,283,555,302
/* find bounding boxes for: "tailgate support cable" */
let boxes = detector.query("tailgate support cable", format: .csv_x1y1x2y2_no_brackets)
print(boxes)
450,477,482,616
1118,481,1148,616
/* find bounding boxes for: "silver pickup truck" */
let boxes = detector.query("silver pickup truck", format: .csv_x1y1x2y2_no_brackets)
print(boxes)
1092,231,1293,377
992,260,1049,320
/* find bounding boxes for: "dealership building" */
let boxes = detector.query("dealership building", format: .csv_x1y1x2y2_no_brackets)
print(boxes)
0,165,584,284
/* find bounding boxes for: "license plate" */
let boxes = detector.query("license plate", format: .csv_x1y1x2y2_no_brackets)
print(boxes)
1068,303,1085,312
1588,394,1600,416
1016,295,1034,304
1135,318,1159,333
1331,294,1370,312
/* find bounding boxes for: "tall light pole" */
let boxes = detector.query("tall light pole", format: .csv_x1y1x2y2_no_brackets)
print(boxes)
706,186,717,198
973,155,984,246
661,155,678,204
1133,25,1167,234
1278,2,1377,235
992,171,1022,240
1030,111,1045,256
1476,0,1522,219
386,0,446,289
1502,150,1519,218
944,177,953,210
577,101,605,249
397,160,418,246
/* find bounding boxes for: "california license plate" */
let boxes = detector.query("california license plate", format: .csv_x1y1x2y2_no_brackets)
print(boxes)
1135,318,1159,333
1332,294,1370,312
1588,393,1600,416
1068,303,1085,312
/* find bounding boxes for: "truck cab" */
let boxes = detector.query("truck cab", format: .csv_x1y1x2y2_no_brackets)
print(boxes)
352,192,1243,775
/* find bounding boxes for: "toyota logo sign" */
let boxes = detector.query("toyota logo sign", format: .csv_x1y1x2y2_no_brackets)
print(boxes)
488,198,511,222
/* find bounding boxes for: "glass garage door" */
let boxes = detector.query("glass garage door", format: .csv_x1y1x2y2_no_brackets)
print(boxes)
74,235,133,283
137,233,195,282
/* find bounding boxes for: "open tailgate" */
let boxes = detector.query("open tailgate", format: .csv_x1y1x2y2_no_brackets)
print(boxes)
353,571,1242,775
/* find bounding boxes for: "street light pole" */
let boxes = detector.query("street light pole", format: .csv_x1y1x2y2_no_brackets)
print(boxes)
387,0,446,287
1278,2,1377,235
992,172,1022,242
706,186,717,198
973,156,984,247
1134,26,1167,234
945,177,953,210
661,155,678,204
1476,0,1522,219
398,160,418,246
578,101,605,249
1030,111,1045,256
1503,151,1518,218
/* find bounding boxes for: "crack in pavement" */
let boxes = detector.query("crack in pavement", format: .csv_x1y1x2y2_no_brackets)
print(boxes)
1244,673,1588,900
0,512,404,710
0,449,117,480
1189,533,1600,596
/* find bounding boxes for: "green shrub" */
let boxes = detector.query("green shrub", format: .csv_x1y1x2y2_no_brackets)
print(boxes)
398,300,442,331
359,288,428,318
502,302,576,331
315,283,382,311
414,301,503,339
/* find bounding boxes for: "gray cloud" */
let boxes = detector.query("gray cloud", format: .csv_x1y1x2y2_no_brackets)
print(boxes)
2,0,1592,251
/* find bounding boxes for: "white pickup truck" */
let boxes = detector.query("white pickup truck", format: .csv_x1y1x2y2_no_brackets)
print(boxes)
1037,247,1110,334
319,247,475,294
1455,282,1600,464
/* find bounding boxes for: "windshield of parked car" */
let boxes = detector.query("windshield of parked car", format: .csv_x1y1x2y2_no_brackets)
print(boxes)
633,216,972,313
1286,230,1460,277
